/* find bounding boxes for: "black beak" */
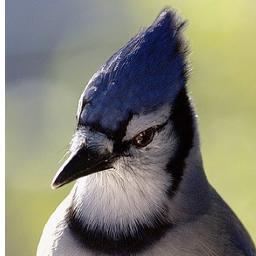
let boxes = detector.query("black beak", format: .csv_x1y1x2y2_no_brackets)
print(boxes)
51,146,114,189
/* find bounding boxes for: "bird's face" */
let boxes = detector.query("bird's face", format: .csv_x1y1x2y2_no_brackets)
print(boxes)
51,9,191,193
113,105,175,179
52,104,176,189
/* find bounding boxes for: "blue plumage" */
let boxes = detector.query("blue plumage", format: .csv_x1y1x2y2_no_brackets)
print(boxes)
39,8,256,256
79,9,188,133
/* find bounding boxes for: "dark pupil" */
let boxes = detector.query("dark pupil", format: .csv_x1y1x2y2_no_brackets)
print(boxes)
134,129,154,147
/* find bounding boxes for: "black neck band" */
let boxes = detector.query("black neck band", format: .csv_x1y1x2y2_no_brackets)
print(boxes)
67,88,194,255
66,204,172,255
167,88,194,197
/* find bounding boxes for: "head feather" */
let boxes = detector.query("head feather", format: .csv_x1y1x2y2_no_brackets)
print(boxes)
79,8,189,134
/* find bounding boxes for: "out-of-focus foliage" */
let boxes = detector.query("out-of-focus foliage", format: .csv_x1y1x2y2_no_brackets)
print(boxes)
6,0,256,255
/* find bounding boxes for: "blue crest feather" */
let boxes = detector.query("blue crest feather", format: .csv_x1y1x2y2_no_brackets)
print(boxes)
79,8,189,133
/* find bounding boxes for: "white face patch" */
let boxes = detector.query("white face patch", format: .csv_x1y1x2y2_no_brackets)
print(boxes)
73,112,177,235
124,104,171,141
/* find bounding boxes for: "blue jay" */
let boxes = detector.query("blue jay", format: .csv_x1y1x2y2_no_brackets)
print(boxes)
37,9,255,256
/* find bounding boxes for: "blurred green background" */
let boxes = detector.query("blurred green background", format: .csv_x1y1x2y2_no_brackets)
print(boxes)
6,0,256,255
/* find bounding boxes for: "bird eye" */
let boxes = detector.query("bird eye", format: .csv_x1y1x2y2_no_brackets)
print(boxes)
132,128,156,148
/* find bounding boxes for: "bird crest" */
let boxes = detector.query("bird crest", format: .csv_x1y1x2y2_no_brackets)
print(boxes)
78,8,189,134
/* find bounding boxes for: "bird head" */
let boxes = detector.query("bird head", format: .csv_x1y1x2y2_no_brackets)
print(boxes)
51,9,194,197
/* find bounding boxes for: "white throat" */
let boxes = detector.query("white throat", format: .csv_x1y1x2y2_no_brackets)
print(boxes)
69,106,206,235
72,164,171,235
